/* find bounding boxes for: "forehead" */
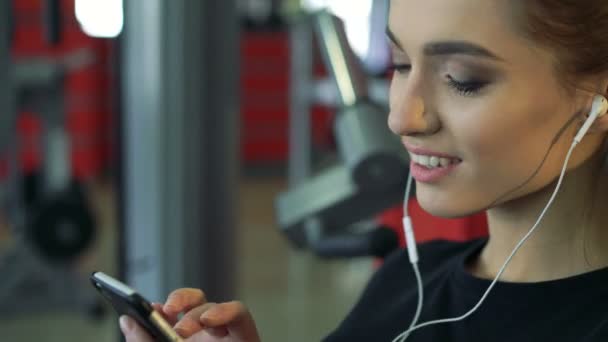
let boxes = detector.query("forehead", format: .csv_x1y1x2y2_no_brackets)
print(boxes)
388,0,549,66
389,0,510,38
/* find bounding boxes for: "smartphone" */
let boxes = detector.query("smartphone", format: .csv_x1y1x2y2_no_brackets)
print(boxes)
90,271,183,342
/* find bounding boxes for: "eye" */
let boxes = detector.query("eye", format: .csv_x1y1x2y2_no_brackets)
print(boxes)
388,63,411,74
446,75,488,97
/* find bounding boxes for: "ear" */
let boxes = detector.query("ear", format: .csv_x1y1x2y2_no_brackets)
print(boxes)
583,82,608,134
587,111,608,134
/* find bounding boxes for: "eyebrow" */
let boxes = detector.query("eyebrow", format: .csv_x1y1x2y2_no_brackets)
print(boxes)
385,27,504,62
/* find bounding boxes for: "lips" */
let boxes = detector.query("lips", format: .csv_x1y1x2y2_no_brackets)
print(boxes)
401,140,461,160
402,140,462,183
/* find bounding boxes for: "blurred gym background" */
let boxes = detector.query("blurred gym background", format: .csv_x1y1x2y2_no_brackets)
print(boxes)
0,0,488,341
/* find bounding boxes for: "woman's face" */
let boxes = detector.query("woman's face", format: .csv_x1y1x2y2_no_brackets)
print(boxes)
388,0,603,217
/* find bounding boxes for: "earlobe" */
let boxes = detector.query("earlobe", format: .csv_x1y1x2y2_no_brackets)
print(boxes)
588,113,608,134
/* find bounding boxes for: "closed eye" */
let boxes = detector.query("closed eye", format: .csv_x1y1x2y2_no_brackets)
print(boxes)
446,75,488,97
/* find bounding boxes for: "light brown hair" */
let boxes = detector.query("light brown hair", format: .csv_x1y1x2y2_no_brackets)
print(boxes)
516,1,608,94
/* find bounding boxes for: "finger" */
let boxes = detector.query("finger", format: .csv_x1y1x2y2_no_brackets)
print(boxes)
174,303,218,338
152,303,177,326
164,288,206,319
119,316,154,342
199,301,260,341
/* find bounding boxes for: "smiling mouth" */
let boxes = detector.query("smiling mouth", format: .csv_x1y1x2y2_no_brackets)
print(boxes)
409,152,462,169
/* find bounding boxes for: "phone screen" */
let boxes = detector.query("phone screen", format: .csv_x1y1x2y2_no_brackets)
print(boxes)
90,272,183,342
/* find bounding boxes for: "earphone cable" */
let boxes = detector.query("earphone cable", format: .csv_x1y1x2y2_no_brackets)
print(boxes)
393,140,577,340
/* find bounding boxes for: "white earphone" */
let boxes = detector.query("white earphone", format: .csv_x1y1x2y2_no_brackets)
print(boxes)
575,94,608,144
393,94,608,342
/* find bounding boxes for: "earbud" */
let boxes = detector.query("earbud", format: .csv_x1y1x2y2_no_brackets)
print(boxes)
574,94,608,144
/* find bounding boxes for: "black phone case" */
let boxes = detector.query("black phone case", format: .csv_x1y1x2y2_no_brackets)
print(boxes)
90,273,176,342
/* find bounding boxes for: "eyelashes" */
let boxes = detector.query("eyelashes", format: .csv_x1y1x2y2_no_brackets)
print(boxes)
445,75,488,97
388,63,489,97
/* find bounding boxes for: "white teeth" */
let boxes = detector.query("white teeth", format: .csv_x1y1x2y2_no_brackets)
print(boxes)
418,155,430,166
429,156,439,167
411,153,456,168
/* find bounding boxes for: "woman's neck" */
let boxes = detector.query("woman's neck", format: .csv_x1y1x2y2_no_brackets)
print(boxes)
468,152,608,283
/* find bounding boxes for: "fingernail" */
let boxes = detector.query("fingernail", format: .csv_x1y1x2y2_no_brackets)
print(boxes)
174,327,187,336
200,310,217,322
164,304,177,313
119,316,133,332
174,320,195,336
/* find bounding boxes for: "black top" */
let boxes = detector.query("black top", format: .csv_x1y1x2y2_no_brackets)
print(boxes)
323,238,608,342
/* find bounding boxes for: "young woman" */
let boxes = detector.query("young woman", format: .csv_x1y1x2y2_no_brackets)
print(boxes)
120,0,608,340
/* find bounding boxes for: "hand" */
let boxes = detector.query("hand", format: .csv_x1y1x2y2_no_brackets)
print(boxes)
120,288,261,342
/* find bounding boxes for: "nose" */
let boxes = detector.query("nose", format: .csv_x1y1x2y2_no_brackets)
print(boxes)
387,77,438,136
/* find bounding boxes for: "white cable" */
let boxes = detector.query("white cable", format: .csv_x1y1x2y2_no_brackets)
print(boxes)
403,173,414,217
402,174,419,263
392,140,578,341
391,261,423,342
390,173,423,342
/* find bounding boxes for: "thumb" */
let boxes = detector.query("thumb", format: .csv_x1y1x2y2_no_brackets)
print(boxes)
120,316,155,342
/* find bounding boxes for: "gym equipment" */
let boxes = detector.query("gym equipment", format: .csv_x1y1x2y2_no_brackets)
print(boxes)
28,179,95,261
275,9,408,258
14,52,97,262
0,55,102,317
0,0,101,317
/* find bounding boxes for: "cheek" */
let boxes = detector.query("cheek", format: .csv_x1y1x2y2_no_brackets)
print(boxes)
457,102,568,203
412,114,517,217
416,100,563,217
456,93,559,168
447,101,520,164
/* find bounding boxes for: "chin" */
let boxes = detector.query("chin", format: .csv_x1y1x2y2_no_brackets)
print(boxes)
415,187,484,219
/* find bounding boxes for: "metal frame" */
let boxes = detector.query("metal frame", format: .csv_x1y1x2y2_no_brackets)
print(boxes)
0,0,19,226
0,0,11,153
122,0,239,302
288,14,314,186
